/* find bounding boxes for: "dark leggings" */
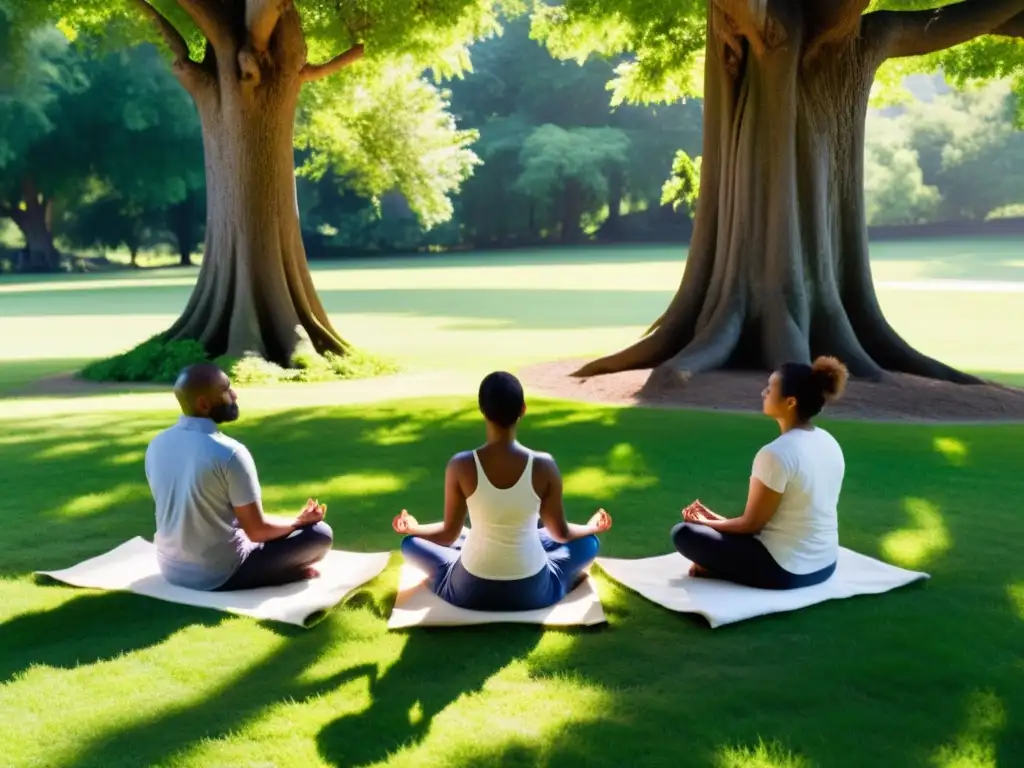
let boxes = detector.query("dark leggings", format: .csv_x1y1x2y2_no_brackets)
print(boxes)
215,522,334,591
401,530,600,611
671,522,836,590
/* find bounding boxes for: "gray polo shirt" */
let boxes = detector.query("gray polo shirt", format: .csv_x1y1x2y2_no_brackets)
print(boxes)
144,416,262,590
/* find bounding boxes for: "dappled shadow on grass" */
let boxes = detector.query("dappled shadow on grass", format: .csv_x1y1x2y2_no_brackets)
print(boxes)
62,623,377,768
2,400,1024,765
317,627,542,767
0,591,224,685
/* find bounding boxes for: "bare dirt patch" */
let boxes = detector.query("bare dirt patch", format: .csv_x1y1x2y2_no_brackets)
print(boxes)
520,359,1024,424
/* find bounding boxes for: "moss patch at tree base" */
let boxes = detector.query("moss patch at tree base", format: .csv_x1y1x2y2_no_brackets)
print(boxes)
79,337,400,386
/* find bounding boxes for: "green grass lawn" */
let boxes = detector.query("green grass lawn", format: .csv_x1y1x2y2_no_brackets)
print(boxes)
2,239,1023,385
1,399,1022,767
1,240,1023,766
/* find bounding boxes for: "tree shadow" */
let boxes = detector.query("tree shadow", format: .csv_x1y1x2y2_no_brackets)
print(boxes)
64,623,376,768
316,626,542,768
0,591,224,684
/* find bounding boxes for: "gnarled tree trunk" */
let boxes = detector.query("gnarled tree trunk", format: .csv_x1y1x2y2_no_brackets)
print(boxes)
136,0,364,366
575,0,1024,384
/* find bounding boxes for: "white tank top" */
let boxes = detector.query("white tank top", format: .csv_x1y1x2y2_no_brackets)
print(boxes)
459,450,549,580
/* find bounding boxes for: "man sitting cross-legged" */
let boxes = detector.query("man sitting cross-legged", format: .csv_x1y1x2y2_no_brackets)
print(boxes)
144,363,333,591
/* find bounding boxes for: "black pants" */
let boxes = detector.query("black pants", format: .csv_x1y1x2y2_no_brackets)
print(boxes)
215,522,334,591
671,522,836,590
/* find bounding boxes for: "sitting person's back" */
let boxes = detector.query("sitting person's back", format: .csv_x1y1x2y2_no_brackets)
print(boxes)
392,371,613,611
458,446,548,581
146,415,258,590
145,363,333,592
671,357,849,590
753,425,843,576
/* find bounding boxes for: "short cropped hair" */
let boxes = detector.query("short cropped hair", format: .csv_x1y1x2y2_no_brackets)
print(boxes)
478,371,525,428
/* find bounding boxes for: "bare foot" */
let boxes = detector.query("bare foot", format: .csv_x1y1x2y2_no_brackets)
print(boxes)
689,563,712,578
301,566,321,580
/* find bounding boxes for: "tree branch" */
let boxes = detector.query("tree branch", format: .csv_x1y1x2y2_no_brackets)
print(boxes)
174,0,232,50
867,0,1024,60
131,0,191,62
300,44,365,83
994,11,1024,37
246,0,285,53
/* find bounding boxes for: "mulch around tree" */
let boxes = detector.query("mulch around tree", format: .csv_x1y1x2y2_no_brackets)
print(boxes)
520,359,1024,424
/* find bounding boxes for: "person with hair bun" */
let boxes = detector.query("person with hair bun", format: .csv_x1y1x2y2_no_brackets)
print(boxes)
393,371,612,611
671,357,850,590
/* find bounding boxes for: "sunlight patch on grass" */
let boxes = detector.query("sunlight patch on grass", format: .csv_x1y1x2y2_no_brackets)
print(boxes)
563,467,657,500
931,690,1004,768
563,443,657,501
933,437,969,467
35,439,107,459
261,472,411,507
54,483,147,518
1,622,288,768
407,700,425,726
1008,584,1024,621
716,739,811,768
108,449,145,466
390,669,612,766
363,420,435,446
880,498,951,570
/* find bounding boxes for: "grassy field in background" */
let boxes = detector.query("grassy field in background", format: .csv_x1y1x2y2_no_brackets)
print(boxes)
1,239,1023,392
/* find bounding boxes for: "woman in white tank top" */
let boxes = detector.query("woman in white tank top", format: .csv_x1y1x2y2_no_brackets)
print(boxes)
672,357,849,590
392,372,613,611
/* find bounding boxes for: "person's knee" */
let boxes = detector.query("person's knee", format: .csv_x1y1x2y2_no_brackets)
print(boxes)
671,522,698,553
301,521,334,558
574,534,600,562
399,535,420,558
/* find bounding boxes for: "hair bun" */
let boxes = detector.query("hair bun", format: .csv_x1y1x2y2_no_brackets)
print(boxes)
811,356,849,402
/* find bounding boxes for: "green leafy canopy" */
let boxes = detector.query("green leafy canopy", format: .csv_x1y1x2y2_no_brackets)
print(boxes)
2,0,527,229
530,0,1024,113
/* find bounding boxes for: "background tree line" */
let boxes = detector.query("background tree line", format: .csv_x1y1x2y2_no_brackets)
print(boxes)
2,17,1023,273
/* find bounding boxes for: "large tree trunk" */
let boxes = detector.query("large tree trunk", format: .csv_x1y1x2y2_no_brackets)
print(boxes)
574,1,984,384
10,188,61,273
152,1,354,366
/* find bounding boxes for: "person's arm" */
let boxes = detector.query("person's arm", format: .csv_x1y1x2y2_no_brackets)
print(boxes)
697,478,783,535
691,447,787,535
226,447,322,543
393,454,468,546
536,454,611,543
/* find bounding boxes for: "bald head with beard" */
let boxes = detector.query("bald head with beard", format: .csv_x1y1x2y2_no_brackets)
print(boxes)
174,364,239,424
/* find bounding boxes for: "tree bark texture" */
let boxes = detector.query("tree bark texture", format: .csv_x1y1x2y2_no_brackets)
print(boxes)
575,0,1024,384
138,0,364,365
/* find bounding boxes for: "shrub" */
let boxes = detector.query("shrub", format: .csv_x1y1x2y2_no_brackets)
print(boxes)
81,338,400,385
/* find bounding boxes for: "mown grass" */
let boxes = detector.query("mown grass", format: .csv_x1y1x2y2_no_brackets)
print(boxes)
1,397,1022,767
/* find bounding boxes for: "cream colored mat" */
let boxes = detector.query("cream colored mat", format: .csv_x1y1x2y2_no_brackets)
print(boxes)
596,548,929,628
37,536,391,627
387,563,606,629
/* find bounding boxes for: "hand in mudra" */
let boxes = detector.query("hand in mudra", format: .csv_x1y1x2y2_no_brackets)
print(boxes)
588,508,613,533
295,498,326,527
682,499,719,523
392,509,418,534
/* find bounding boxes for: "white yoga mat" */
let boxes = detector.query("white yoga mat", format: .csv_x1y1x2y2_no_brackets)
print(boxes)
596,548,929,628
36,536,392,627
387,563,607,629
